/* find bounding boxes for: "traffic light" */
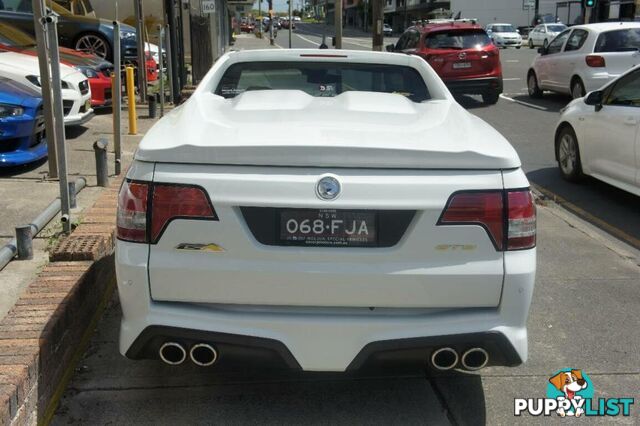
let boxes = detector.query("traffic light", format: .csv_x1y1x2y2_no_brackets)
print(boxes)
584,0,597,7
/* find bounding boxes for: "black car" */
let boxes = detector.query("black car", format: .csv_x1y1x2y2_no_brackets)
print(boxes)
0,0,137,61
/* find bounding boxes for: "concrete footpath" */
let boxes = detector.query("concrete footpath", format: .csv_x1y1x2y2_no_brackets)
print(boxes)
51,200,640,424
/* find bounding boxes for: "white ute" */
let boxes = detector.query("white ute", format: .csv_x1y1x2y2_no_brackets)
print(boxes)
116,49,537,372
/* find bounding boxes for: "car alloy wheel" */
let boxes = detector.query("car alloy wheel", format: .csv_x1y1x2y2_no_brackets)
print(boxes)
528,39,534,49
571,79,585,99
75,34,109,59
527,73,542,98
543,39,548,49
557,127,583,182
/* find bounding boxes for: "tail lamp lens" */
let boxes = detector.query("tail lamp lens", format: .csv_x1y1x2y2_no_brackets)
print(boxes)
117,181,217,244
438,189,536,251
507,190,536,250
117,181,149,243
150,185,215,243
585,55,605,67
439,191,505,250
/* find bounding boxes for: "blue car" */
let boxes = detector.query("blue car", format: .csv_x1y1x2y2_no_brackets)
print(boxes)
0,76,46,167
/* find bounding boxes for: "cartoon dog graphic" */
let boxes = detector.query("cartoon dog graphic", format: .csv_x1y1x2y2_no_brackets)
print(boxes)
549,369,588,417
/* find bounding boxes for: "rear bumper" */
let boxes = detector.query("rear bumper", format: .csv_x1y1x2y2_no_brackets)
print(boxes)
116,241,535,372
444,77,503,96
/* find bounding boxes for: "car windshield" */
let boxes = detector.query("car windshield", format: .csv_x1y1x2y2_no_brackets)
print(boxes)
424,30,492,49
595,28,640,52
0,22,35,47
492,25,516,33
547,24,566,32
215,61,431,102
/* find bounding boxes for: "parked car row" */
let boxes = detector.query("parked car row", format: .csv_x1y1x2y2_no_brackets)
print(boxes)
523,22,640,196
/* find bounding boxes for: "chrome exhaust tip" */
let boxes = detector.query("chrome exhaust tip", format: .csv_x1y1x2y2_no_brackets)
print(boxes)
159,342,187,365
461,347,489,370
189,343,218,367
430,347,459,370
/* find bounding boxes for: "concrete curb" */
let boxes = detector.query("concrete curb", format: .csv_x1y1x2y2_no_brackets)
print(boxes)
0,177,124,425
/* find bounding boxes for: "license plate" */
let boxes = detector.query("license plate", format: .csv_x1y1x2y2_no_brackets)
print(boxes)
279,209,377,247
453,62,472,69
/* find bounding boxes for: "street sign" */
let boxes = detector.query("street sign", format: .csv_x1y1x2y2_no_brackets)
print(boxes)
202,0,216,14
523,0,535,10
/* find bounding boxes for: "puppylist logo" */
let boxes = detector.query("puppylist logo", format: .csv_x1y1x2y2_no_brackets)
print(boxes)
514,369,634,417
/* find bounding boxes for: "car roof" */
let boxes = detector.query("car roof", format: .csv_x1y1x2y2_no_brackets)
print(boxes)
412,22,483,33
569,22,640,33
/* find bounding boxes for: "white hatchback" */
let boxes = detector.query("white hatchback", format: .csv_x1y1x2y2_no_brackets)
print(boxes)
527,23,567,49
528,22,640,99
486,23,522,49
555,65,640,196
116,49,536,373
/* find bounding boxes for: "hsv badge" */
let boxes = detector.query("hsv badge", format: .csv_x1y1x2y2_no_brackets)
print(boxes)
316,175,341,200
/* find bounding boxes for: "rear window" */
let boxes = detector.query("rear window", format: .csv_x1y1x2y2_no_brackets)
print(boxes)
215,61,431,102
547,25,566,32
595,28,640,52
492,25,516,33
424,30,492,49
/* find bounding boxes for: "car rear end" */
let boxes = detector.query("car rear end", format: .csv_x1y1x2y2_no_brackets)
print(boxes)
582,24,640,92
115,50,535,373
418,25,503,100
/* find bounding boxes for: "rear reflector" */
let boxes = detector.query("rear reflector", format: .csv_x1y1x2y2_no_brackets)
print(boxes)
585,55,605,67
117,180,217,244
438,191,505,250
438,189,536,251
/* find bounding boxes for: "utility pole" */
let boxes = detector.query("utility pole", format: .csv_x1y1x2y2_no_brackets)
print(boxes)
134,0,147,102
289,0,293,47
258,0,262,37
534,0,539,24
268,0,274,45
371,0,382,51
335,0,342,48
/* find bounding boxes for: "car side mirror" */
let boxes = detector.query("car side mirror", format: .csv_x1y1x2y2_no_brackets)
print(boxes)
386,44,395,52
516,29,520,33
538,46,547,55
584,90,603,111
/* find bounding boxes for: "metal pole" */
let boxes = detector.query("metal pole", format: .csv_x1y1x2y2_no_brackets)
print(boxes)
15,226,33,260
68,181,77,208
135,0,147,102
335,0,342,48
269,0,274,45
289,0,293,48
44,16,71,234
258,0,262,38
32,0,57,178
584,6,592,24
0,177,86,272
113,20,122,176
158,25,165,117
165,24,174,104
93,139,109,187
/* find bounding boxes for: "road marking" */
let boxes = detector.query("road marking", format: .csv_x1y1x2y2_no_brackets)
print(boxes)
506,59,519,63
295,33,321,46
503,78,521,81
499,94,548,110
533,183,640,251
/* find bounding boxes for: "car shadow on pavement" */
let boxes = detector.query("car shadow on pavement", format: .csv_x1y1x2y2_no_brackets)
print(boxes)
455,95,490,110
65,125,89,140
429,371,486,425
509,93,571,113
527,167,640,249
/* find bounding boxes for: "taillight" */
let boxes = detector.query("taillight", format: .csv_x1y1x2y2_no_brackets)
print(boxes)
116,180,217,244
438,191,505,250
506,190,536,250
150,184,216,243
585,55,605,67
438,189,536,251
117,181,149,243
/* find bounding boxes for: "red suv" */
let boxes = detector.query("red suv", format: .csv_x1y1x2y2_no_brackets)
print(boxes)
388,21,503,104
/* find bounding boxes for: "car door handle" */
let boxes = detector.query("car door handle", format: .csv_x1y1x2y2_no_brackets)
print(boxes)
624,117,638,125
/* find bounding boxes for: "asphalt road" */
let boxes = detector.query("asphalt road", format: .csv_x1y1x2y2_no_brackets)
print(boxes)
50,27,640,425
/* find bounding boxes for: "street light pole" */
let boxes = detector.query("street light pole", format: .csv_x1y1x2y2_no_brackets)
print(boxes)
372,0,382,51
289,0,293,47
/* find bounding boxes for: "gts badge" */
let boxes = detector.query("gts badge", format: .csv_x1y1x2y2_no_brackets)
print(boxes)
175,243,225,253
435,244,477,252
